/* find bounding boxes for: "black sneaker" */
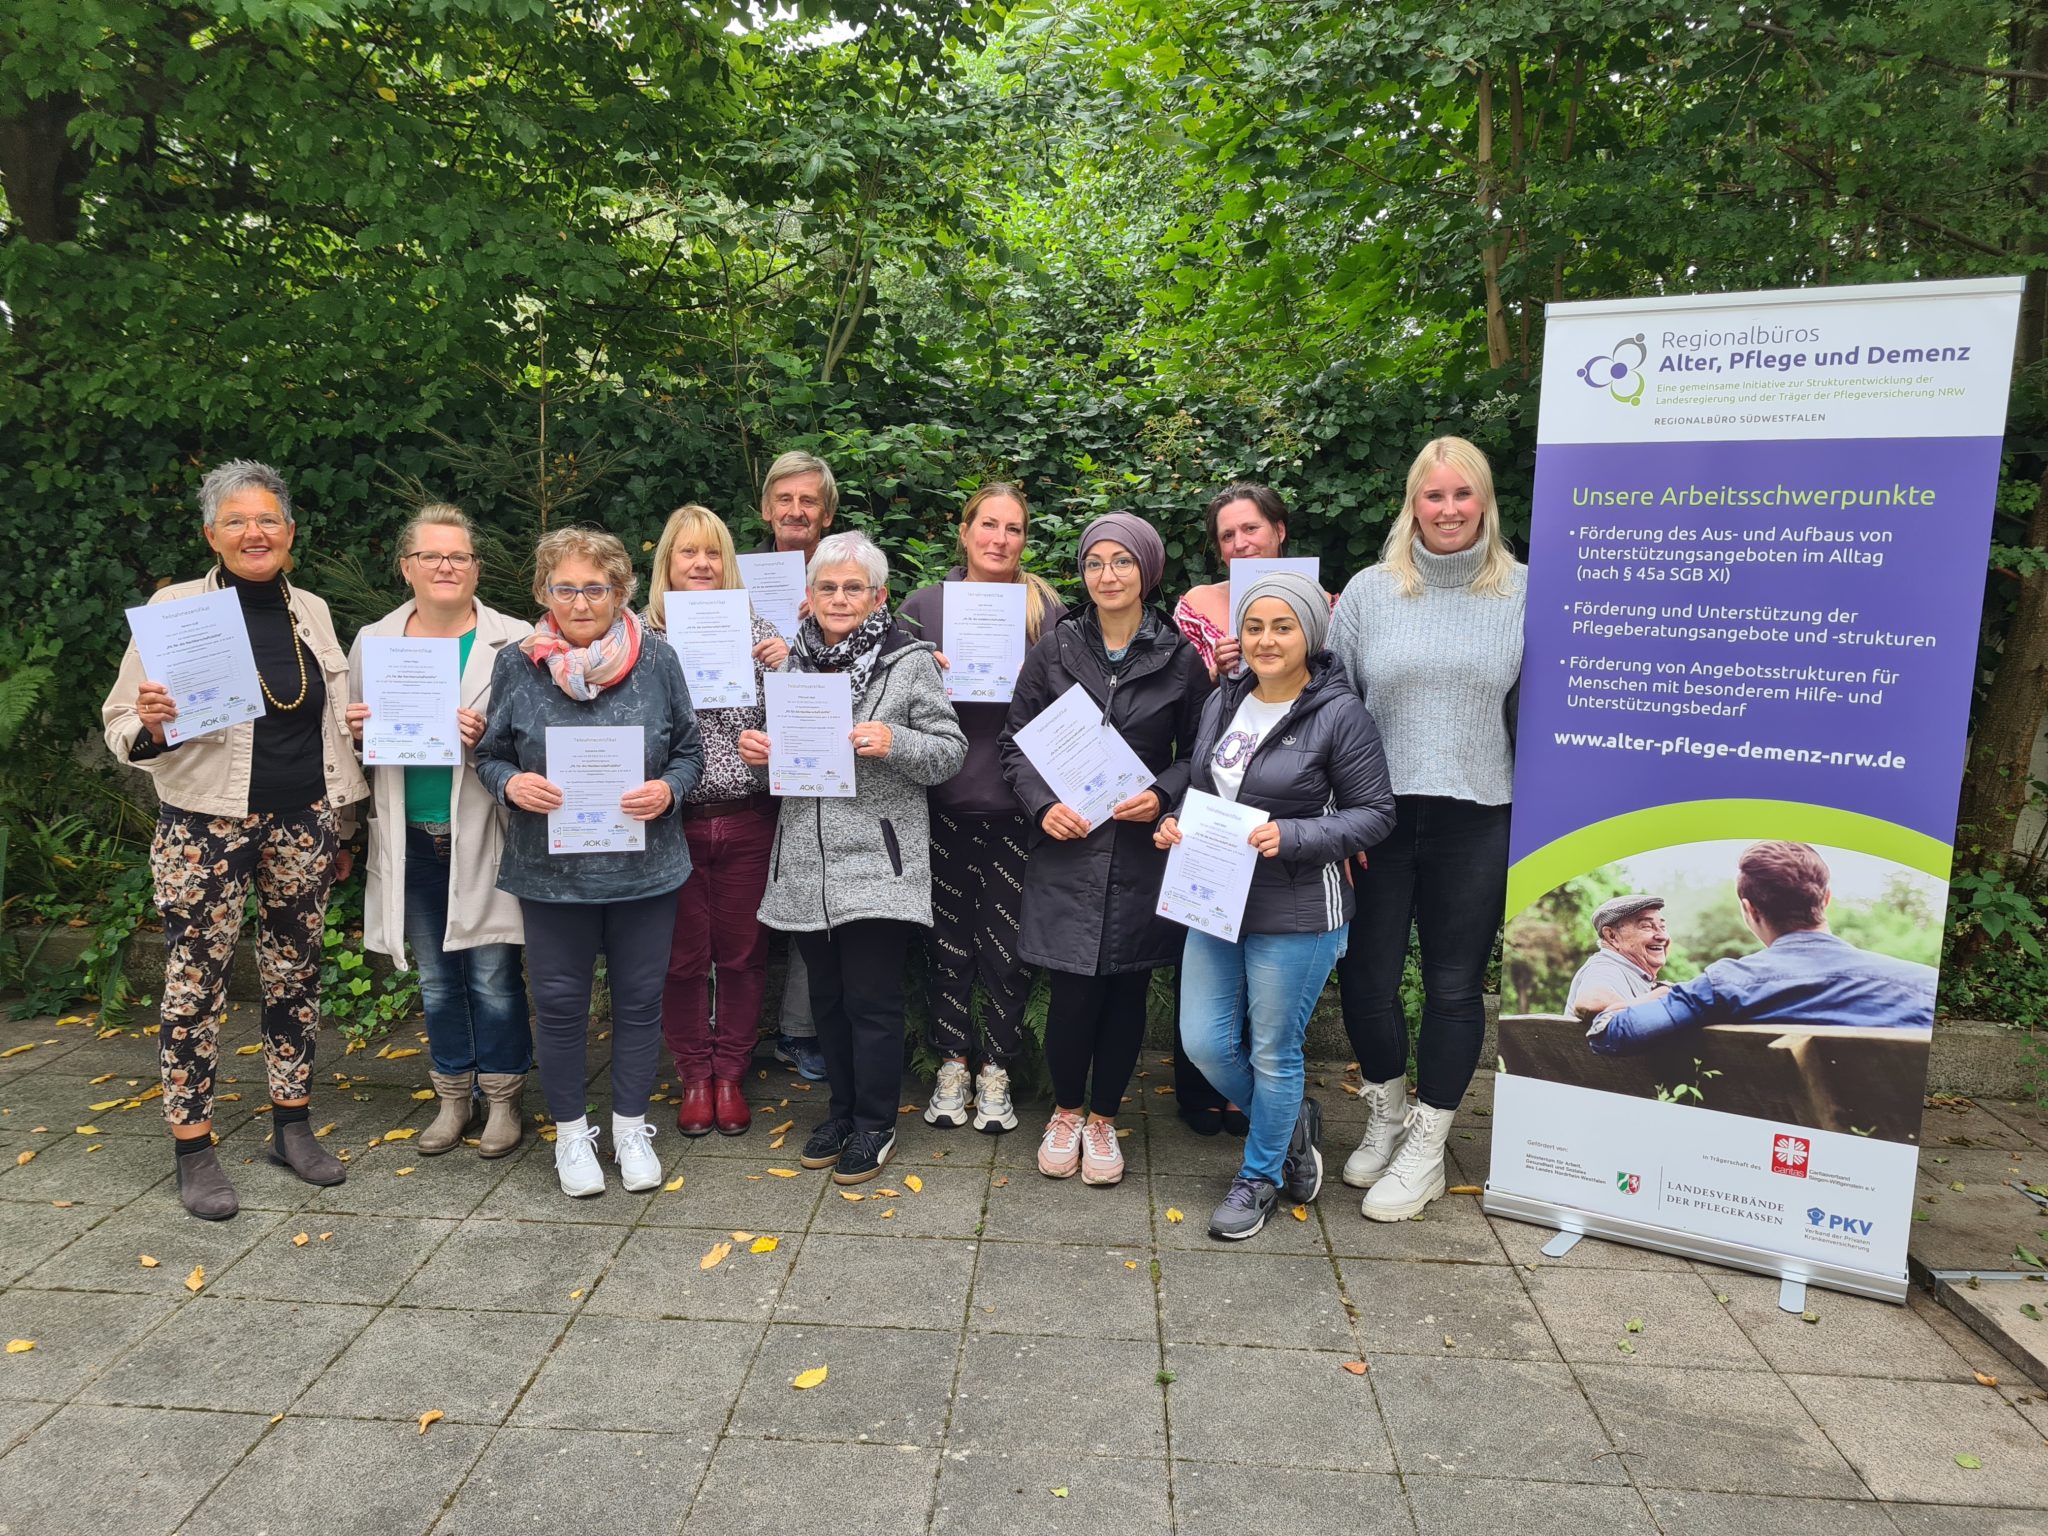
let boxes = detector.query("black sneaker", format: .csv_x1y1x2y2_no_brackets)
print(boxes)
832,1128,896,1186
1208,1176,1280,1241
799,1116,855,1170
1281,1095,1324,1204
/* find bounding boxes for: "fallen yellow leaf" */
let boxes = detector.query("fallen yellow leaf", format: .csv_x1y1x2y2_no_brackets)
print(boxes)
840,1190,865,1201
49,1200,73,1209
663,1174,686,1192
88,1073,114,1085
14,1150,32,1167
700,1241,733,1271
235,1044,263,1055
1165,1207,1185,1224
1447,1184,1483,1196
313,1123,336,1138
87,1098,124,1113
5,1339,33,1353
768,1120,794,1136
74,1125,99,1135
903,1174,923,1194
766,1168,799,1178
137,1085,162,1102
292,1233,310,1247
731,1232,755,1243
1291,1205,1308,1222
1125,1260,1139,1269
770,1136,786,1150
0,1043,36,1058
319,1232,333,1241
1341,1360,1369,1376
1975,1370,2000,1388
750,1236,778,1254
569,1289,584,1300
185,1264,205,1293
384,1128,418,1141
417,1409,443,1434
873,1189,900,1199
268,1413,284,1424
880,1208,895,1218
139,1254,161,1268
412,1089,436,1101
386,1048,421,1060
792,1365,828,1390
394,1167,416,1177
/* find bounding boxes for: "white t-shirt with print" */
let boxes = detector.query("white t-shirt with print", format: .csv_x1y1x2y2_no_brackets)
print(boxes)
1208,692,1294,803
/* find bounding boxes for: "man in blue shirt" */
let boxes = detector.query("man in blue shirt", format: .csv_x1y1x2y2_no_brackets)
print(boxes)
1586,840,1935,1055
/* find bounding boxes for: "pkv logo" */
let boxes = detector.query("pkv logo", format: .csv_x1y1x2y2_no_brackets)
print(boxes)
1576,334,1648,407
1807,1206,1875,1237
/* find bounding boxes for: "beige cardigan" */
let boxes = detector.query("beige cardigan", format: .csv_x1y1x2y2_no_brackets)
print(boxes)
101,570,370,821
349,600,531,963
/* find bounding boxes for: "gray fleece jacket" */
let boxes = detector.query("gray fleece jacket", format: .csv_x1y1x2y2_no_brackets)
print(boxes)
757,625,968,932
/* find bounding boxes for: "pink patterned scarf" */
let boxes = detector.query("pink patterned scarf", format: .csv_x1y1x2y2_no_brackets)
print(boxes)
521,608,644,700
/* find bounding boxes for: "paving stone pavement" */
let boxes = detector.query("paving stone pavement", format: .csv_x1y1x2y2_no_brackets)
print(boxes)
3,1006,2047,1534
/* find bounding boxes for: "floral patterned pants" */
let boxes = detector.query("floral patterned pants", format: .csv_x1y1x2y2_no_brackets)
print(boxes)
151,803,339,1127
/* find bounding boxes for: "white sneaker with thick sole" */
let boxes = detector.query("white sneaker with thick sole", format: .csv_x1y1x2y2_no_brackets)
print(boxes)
614,1119,661,1193
972,1064,1018,1133
924,1059,972,1128
554,1121,605,1199
1342,1075,1410,1189
1362,1104,1455,1222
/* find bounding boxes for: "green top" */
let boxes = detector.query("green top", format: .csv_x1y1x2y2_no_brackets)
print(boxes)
402,626,477,826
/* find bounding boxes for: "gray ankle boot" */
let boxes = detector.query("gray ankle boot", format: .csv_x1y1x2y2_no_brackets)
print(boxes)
268,1118,347,1186
419,1070,476,1155
175,1142,239,1220
476,1073,526,1159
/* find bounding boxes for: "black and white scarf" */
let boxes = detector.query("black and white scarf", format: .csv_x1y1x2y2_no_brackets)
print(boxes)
791,602,893,706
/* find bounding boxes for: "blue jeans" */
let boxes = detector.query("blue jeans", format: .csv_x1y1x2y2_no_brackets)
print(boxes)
403,825,532,1075
1180,925,1349,1185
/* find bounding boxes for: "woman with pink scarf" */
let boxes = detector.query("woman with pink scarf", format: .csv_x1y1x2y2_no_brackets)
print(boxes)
474,528,704,1200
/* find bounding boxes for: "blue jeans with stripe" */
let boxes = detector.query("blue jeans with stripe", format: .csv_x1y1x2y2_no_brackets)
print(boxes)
1179,924,1349,1186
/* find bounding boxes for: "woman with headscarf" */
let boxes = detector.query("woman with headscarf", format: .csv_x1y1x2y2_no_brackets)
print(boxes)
999,513,1211,1187
1156,571,1394,1239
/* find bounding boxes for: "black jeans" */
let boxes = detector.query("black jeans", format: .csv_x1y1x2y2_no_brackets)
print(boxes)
523,891,677,1123
797,919,915,1134
1336,796,1510,1111
1044,968,1153,1119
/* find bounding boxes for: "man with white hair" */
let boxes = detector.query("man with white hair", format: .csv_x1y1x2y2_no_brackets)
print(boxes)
1565,894,1670,1020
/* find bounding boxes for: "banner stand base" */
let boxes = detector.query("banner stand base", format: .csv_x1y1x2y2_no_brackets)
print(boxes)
1778,1277,1808,1315
1541,1230,1584,1259
1484,1187,1909,1305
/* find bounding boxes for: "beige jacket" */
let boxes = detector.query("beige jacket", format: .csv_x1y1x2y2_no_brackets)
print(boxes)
101,571,371,821
349,600,531,963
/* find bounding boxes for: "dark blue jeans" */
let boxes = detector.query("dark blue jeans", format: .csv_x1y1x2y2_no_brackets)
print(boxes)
403,825,531,1076
1335,796,1510,1111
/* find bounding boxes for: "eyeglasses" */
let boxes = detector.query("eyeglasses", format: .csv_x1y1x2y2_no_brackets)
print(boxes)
547,583,614,605
217,516,288,535
813,582,873,600
1083,556,1139,577
404,552,477,571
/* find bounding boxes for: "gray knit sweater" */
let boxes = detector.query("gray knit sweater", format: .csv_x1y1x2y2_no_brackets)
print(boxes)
1328,540,1526,805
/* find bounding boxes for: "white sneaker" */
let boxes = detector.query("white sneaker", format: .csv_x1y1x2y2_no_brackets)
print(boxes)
924,1059,972,1128
1362,1104,1454,1222
554,1121,605,1199
614,1119,661,1193
972,1064,1018,1133
1342,1076,1410,1189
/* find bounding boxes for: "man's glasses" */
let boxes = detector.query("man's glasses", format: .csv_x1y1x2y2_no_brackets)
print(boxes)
404,552,477,571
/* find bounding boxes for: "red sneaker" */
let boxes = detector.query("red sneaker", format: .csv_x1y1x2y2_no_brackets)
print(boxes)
675,1079,714,1138
713,1077,752,1137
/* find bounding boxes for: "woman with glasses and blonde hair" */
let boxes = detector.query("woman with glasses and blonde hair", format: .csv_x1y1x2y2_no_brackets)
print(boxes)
898,483,1065,1134
644,503,789,1138
1328,436,1525,1222
347,505,533,1160
474,527,703,1199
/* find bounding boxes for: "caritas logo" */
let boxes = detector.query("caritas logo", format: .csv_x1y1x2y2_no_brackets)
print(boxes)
1771,1134,1811,1178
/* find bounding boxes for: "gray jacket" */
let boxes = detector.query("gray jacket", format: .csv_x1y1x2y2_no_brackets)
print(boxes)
758,626,968,932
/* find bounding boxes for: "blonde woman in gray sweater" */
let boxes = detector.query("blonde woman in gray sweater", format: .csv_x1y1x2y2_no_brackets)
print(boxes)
1327,437,1526,1223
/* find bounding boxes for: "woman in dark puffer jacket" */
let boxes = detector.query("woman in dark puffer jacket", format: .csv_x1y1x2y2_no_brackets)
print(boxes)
1156,571,1395,1241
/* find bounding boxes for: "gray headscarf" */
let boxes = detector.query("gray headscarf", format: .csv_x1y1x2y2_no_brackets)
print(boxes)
1078,513,1166,596
1232,569,1331,652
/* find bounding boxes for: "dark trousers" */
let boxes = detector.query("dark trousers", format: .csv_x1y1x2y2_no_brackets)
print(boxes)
797,919,915,1134
1044,968,1153,1119
523,891,677,1122
926,811,1033,1066
662,803,776,1083
1169,969,1229,1116
403,826,531,1076
1336,795,1511,1110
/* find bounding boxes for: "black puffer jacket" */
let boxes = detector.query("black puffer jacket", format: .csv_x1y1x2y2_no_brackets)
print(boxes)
1000,606,1212,975
1180,652,1396,935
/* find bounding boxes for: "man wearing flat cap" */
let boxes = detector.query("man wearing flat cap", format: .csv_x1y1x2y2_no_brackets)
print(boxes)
1564,894,1671,1020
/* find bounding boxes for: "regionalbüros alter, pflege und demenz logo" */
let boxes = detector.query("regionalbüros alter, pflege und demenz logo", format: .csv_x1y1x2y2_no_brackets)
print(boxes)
1578,334,1648,407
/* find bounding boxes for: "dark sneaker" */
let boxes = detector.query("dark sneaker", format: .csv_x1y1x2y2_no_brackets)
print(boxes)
799,1116,855,1169
1208,1176,1280,1241
775,1034,828,1082
832,1128,896,1186
1281,1095,1325,1204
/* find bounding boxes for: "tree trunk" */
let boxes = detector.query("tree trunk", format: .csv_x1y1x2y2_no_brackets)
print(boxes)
1476,69,1512,369
2015,5,2046,370
1956,468,2048,858
0,89,88,245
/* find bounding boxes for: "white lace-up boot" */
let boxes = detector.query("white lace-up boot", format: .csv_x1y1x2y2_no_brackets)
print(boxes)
1362,1103,1455,1221
1342,1076,1410,1189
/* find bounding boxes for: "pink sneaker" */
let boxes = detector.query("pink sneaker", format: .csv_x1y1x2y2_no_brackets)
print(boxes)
1080,1118,1125,1186
1037,1110,1084,1179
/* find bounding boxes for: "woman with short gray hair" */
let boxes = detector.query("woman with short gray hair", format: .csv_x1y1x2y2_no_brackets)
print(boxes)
740,531,967,1184
101,459,369,1220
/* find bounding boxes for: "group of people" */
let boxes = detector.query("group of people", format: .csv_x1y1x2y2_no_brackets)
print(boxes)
103,436,1528,1243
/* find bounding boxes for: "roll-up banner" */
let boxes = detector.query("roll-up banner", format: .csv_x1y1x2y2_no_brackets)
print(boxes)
1487,277,2025,1303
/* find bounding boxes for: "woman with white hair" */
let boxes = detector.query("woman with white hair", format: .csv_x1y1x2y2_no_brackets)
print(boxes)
101,459,370,1220
741,531,967,1185
1328,436,1526,1222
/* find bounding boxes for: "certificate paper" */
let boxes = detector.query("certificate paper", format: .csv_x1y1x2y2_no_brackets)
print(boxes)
546,726,645,854
765,672,856,798
666,589,756,709
1010,681,1154,828
1227,557,1321,634
359,636,461,766
1156,788,1269,942
124,587,265,744
738,551,806,640
942,582,1026,703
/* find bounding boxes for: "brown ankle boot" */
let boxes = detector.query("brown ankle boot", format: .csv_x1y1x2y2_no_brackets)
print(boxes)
419,1070,475,1154
476,1073,526,1159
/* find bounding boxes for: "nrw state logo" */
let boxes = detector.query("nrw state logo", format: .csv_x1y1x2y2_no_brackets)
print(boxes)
1577,334,1648,407
1771,1134,1811,1178
1616,1172,1642,1194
